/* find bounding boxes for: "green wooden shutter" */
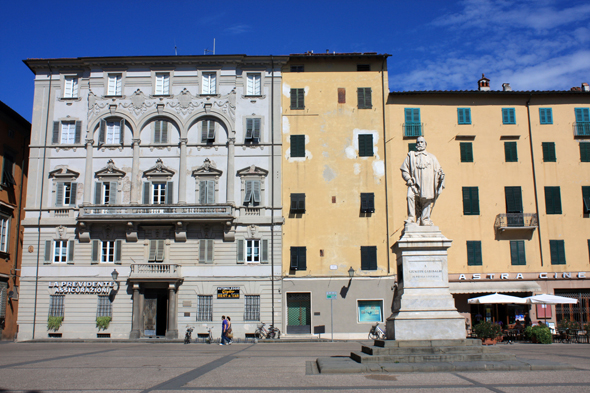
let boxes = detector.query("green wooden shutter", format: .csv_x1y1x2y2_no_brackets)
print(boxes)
462,187,479,215
115,240,122,264
299,247,306,270
408,143,416,152
539,108,553,124
74,121,82,144
67,240,75,265
44,240,52,264
505,187,523,213
237,239,244,264
458,108,471,124
290,135,305,157
580,142,590,162
504,142,518,162
550,240,566,265
460,142,473,162
502,108,515,124
545,187,562,214
357,88,371,109
467,241,482,266
575,108,590,122
359,134,373,157
52,122,60,144
290,247,298,270
582,186,590,214
261,239,268,263
290,89,297,109
91,240,99,264
510,241,526,265
542,142,556,162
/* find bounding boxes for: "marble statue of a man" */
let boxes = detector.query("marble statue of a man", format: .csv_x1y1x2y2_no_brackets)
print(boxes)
400,136,445,226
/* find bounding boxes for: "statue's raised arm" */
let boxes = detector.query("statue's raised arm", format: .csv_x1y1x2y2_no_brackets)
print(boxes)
400,136,445,226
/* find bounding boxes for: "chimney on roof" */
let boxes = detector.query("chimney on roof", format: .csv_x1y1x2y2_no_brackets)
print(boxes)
478,73,490,91
502,83,512,91
582,83,589,92
571,86,582,91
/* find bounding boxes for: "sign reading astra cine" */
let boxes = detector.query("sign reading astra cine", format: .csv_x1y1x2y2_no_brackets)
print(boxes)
450,272,587,281
217,287,240,299
48,281,115,294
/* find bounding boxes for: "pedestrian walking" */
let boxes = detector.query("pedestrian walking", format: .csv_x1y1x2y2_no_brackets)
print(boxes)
226,316,233,344
220,315,229,345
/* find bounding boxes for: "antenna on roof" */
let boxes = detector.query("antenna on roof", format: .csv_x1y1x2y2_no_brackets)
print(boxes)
204,38,216,55
174,39,178,56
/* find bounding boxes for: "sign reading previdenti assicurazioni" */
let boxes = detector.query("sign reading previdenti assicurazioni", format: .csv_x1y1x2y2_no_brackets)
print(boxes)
48,281,115,294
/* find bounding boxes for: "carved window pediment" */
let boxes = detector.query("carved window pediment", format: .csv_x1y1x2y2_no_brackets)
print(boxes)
49,167,80,180
143,158,175,180
95,159,126,181
192,158,223,178
236,165,268,178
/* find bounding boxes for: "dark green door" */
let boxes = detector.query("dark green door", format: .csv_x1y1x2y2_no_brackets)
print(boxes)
287,293,311,334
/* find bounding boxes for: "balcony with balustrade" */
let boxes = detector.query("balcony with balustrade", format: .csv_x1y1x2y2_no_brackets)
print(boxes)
494,213,538,231
403,123,423,137
574,122,590,137
128,264,182,282
78,204,235,224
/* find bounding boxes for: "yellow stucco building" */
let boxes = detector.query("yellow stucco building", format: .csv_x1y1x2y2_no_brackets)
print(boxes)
281,53,394,337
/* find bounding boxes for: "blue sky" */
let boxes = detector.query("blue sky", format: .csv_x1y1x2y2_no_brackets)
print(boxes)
2,0,589,122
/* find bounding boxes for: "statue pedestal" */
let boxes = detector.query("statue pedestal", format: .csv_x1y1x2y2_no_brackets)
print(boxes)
386,224,465,340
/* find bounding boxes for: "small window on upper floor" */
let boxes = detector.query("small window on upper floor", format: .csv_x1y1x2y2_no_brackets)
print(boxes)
580,142,590,162
544,186,562,215
202,72,217,95
142,181,173,205
0,215,10,253
404,108,422,137
357,64,370,72
92,240,122,264
99,119,124,145
460,142,473,162
549,240,566,265
357,88,372,109
245,118,261,143
542,142,556,162
199,239,214,263
53,121,81,145
502,108,516,124
243,180,261,206
361,246,377,270
153,120,168,144
504,141,518,162
462,187,480,215
107,74,122,96
457,108,471,125
466,241,482,266
1,153,15,188
510,241,526,265
290,193,305,214
201,119,216,143
63,76,78,98
246,73,261,96
290,65,304,72
582,186,590,215
290,88,305,110
199,180,215,205
56,182,77,207
236,239,268,264
358,134,374,157
290,246,306,271
360,193,375,213
155,73,170,95
539,108,553,124
574,108,590,136
290,135,305,157
148,239,165,262
94,181,117,205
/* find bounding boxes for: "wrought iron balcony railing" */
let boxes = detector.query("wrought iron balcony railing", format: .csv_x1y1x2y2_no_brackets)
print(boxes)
78,204,234,221
574,122,590,136
403,123,423,137
129,264,181,280
494,213,538,230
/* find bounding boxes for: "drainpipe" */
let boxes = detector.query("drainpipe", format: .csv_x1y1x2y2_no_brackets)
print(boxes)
380,57,391,274
270,56,275,328
526,94,544,267
32,62,53,339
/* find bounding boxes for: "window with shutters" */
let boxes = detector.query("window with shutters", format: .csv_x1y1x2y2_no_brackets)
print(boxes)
357,88,372,109
457,108,471,124
97,295,112,318
539,108,553,124
460,142,473,162
153,120,168,144
61,121,76,144
361,246,377,271
504,141,518,162
53,240,68,263
154,72,170,95
290,193,305,213
550,240,566,265
247,240,261,263
236,239,268,264
290,247,306,271
148,240,165,262
404,108,421,137
102,240,116,263
199,239,214,263
542,142,556,162
91,239,121,264
510,241,526,265
466,241,482,266
196,295,212,321
0,216,9,253
95,181,117,205
199,180,215,205
98,119,124,145
583,186,590,215
245,118,261,143
63,76,78,98
56,182,77,207
49,295,65,317
107,74,122,96
408,143,417,152
462,187,480,215
360,193,375,213
152,182,167,204
1,152,15,188
574,108,590,136
358,134,374,157
243,180,261,206
202,72,216,95
290,135,305,157
290,65,304,72
246,73,261,95
244,295,260,321
580,142,590,162
505,187,523,213
201,119,216,143
544,186,562,214
290,88,305,110
502,108,516,124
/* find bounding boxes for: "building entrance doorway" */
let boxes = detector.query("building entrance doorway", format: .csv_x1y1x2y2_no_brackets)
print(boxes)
143,288,168,337
287,293,311,334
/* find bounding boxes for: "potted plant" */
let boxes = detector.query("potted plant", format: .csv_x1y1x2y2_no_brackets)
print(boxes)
47,316,63,331
524,325,552,344
96,316,112,331
473,321,503,345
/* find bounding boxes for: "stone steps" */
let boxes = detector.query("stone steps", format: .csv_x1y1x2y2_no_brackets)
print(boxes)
351,350,515,364
360,344,501,356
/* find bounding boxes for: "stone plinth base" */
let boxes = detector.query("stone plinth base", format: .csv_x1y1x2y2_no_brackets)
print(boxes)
387,315,466,341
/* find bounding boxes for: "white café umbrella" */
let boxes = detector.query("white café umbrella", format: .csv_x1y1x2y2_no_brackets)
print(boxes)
525,294,578,326
468,293,527,304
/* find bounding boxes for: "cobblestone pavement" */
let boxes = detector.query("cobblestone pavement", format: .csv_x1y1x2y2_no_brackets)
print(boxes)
0,341,589,392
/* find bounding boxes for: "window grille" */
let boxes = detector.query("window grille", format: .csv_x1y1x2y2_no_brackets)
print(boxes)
49,295,65,317
96,295,112,318
244,295,260,321
196,295,212,321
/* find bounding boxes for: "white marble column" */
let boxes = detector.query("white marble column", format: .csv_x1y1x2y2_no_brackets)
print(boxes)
83,139,94,205
166,283,178,339
129,283,141,339
227,136,235,204
178,138,187,204
130,138,141,204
